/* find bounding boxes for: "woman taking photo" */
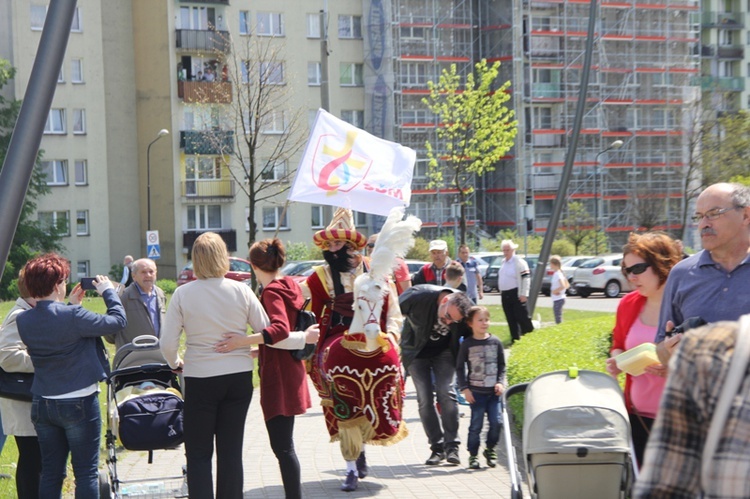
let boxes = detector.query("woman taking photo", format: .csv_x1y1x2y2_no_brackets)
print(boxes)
16,253,126,498
161,232,315,498
216,238,318,499
605,232,681,466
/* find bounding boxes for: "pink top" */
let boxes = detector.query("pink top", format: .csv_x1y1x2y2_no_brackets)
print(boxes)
625,317,666,418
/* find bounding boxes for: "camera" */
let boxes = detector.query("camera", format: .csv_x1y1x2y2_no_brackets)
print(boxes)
667,316,706,337
80,277,96,290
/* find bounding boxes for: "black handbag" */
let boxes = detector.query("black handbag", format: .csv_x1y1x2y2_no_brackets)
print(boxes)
0,367,34,401
290,299,317,361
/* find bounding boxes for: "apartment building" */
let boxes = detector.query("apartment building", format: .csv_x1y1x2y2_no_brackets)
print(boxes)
0,0,705,279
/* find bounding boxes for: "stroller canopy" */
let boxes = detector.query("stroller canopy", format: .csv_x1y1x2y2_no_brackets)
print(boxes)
522,370,630,456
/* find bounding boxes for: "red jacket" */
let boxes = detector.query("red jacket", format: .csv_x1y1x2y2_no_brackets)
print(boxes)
258,277,312,421
611,290,648,411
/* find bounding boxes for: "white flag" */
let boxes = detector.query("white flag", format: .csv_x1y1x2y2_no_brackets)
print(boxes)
289,109,415,216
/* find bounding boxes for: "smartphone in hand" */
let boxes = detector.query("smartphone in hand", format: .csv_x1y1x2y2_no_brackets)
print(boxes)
80,277,96,290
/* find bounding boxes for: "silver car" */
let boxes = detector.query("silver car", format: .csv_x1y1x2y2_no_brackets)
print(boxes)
572,254,633,298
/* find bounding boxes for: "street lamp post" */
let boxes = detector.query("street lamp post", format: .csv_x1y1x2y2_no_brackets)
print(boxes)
147,129,170,231
594,139,623,255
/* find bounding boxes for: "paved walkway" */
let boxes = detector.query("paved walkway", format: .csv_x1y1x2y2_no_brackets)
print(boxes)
110,375,527,498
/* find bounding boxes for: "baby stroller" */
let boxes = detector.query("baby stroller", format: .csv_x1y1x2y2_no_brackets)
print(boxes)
502,369,635,499
99,335,187,498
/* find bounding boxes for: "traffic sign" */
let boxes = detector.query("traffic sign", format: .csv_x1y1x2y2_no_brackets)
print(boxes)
147,230,160,245
147,244,161,260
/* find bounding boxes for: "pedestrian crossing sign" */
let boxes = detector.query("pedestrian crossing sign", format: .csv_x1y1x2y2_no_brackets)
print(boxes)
147,244,161,260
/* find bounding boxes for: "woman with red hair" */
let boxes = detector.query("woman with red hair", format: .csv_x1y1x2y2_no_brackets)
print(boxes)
16,253,126,498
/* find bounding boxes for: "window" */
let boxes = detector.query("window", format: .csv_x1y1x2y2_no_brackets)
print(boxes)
719,29,734,46
58,68,64,83
76,261,89,279
262,206,288,230
261,160,287,182
30,5,46,30
185,156,221,195
353,211,367,227
341,110,364,128
41,160,68,185
70,7,82,32
414,159,429,178
340,63,364,86
338,15,362,39
38,210,70,236
239,11,250,35
263,111,287,134
76,210,89,235
73,109,86,134
44,109,66,134
75,160,88,185
400,62,428,86
311,205,324,228
187,205,222,230
260,62,284,85
71,58,83,83
257,12,284,36
307,13,321,38
401,109,431,123
179,6,212,30
400,26,426,39
532,107,552,129
308,62,321,86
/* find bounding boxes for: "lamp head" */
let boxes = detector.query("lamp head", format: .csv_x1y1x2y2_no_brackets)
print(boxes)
611,140,624,149
158,129,170,137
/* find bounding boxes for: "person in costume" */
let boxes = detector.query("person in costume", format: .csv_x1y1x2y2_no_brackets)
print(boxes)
302,207,404,491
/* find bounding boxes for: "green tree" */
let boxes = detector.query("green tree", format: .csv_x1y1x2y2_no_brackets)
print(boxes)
422,59,517,244
560,202,598,255
0,59,64,299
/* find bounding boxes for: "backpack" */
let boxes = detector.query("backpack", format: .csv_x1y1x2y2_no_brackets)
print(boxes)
290,299,317,361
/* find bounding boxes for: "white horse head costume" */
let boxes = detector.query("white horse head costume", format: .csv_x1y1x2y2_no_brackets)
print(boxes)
349,207,422,351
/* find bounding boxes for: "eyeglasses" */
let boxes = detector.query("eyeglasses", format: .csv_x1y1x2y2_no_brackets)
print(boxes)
690,206,742,223
622,262,650,276
367,243,375,248
440,306,463,324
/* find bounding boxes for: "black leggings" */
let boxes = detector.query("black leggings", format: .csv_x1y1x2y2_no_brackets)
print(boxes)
265,415,301,499
15,435,42,499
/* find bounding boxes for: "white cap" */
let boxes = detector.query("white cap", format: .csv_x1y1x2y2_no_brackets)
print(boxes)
429,239,448,252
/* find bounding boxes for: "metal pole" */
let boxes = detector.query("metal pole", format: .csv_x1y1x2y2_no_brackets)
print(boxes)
146,129,169,232
319,9,330,112
0,0,77,282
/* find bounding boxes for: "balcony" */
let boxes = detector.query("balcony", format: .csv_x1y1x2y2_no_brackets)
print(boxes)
717,45,744,60
183,229,236,253
694,76,745,92
179,0,229,4
175,29,230,53
701,12,744,29
181,179,236,199
529,83,562,99
177,81,232,104
180,130,234,155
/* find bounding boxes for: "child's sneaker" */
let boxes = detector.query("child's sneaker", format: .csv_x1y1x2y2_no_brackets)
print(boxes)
468,455,481,469
483,448,497,468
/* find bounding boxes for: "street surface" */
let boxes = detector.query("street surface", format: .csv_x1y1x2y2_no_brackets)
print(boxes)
481,292,620,314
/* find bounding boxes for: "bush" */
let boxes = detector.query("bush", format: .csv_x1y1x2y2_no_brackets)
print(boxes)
285,241,323,261
505,316,615,429
406,237,430,260
156,279,177,295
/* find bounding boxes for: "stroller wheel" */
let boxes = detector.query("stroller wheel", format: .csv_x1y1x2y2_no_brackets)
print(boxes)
98,470,112,499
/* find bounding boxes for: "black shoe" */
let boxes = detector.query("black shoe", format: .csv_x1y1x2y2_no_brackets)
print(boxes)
341,470,358,492
425,451,445,465
446,448,461,465
356,451,368,479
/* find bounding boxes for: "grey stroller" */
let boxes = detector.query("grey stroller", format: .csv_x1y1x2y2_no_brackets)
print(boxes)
99,335,187,498
502,369,635,499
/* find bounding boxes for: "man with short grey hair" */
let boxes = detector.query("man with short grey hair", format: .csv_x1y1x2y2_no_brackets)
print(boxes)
499,239,534,343
106,258,166,353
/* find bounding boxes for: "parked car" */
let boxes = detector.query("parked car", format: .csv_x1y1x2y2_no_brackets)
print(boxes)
280,260,324,278
541,255,594,296
404,260,429,282
572,254,633,298
483,254,539,293
176,256,254,286
472,252,502,277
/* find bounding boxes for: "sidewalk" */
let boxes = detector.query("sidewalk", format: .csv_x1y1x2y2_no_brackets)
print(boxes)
111,375,526,498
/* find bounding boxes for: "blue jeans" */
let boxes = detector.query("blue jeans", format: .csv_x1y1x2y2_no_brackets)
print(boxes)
408,349,460,452
31,392,101,499
467,392,501,456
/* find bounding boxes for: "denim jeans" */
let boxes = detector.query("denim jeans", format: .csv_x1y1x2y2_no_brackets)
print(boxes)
553,299,565,324
31,392,101,499
467,392,501,456
408,348,460,452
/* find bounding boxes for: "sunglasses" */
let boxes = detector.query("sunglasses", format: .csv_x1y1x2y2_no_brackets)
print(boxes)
367,243,375,248
622,262,650,276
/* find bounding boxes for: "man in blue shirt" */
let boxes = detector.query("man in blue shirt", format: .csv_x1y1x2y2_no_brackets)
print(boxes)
656,182,750,365
106,258,167,353
457,244,484,304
